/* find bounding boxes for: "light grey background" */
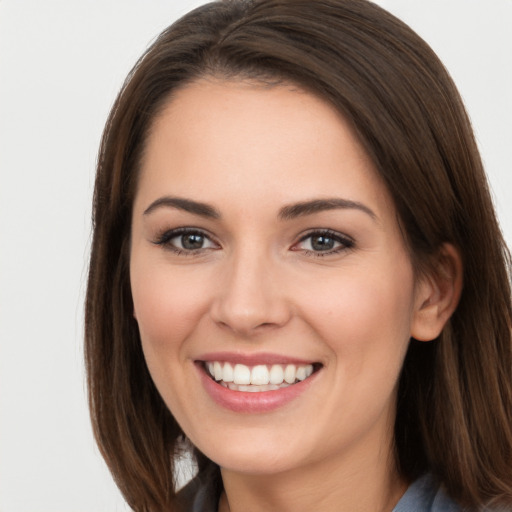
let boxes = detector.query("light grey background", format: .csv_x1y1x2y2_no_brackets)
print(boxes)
0,1,510,511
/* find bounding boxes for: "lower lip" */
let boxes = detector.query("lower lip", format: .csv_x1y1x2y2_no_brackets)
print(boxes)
197,363,318,413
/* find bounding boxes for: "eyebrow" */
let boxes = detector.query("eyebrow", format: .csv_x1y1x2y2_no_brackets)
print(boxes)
278,198,377,221
143,195,376,221
143,196,221,219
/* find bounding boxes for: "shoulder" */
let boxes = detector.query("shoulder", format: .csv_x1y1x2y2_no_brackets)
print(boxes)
393,474,462,512
176,475,218,512
393,474,511,512
177,472,511,512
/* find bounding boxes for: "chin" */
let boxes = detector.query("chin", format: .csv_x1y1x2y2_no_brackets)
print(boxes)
196,433,309,476
215,452,299,476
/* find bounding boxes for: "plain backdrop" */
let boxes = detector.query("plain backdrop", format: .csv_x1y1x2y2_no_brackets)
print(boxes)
0,1,510,511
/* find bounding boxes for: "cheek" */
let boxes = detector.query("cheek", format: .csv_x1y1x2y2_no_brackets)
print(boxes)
130,259,211,358
293,262,416,438
297,261,416,366
129,259,214,429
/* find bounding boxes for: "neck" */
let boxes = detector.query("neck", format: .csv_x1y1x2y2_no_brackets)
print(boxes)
218,435,407,512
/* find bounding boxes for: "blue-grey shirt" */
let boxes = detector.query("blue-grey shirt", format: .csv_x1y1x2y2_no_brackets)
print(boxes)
179,473,464,511
393,474,461,511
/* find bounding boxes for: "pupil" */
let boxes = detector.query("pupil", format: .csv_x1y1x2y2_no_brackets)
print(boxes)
311,235,334,251
182,233,204,250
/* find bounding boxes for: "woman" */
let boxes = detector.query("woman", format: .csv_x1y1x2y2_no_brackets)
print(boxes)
85,0,512,510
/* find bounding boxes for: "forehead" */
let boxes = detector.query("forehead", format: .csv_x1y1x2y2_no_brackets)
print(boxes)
136,79,394,222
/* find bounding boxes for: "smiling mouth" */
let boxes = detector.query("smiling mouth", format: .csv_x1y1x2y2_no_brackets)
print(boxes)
203,361,322,392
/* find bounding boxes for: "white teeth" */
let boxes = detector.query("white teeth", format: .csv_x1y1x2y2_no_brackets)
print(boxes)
250,365,269,385
284,364,296,384
233,364,251,385
239,385,259,392
296,366,307,381
228,383,290,392
214,361,223,381
222,362,234,382
206,361,315,388
269,364,284,385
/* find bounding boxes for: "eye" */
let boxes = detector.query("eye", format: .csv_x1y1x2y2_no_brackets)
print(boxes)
293,230,354,256
154,228,218,254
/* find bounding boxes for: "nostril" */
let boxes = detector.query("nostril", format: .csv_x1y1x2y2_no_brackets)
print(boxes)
213,316,284,337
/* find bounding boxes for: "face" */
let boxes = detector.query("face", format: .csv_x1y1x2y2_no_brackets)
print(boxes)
130,80,427,476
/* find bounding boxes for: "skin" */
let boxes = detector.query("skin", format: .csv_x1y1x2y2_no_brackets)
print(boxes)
130,79,460,512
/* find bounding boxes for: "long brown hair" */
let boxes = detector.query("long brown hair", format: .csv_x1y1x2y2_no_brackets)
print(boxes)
85,1,512,510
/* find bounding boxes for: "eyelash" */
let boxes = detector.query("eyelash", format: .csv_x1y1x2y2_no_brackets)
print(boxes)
153,228,354,257
294,229,355,257
153,228,219,256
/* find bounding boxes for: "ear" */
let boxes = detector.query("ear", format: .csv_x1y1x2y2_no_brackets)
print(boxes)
411,243,463,342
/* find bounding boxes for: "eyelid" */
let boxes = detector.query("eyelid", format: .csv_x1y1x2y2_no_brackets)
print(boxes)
152,226,353,257
153,227,220,253
292,229,355,256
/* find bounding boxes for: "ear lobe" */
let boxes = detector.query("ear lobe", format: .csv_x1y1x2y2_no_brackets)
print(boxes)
411,243,463,342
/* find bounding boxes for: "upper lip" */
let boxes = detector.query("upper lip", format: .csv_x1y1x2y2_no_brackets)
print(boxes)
195,351,318,366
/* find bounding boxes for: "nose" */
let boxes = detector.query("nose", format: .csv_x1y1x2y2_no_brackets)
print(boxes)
210,248,292,337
